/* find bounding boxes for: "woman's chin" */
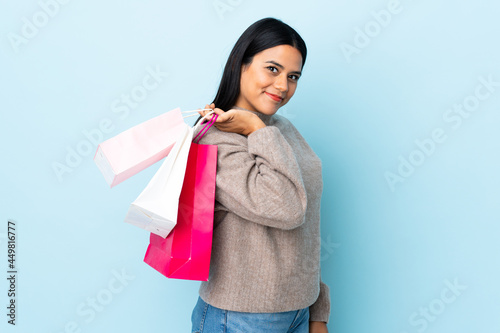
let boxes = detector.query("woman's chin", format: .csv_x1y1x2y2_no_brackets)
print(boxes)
257,103,282,115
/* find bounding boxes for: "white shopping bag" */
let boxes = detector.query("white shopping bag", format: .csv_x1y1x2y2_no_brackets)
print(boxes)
122,111,218,238
123,122,193,238
94,107,185,187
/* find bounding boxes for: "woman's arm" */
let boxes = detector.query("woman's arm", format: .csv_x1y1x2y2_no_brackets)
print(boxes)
199,104,267,136
310,321,329,333
197,105,308,230
309,279,331,320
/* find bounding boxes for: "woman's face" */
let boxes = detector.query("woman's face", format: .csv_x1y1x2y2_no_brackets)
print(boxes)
235,44,303,115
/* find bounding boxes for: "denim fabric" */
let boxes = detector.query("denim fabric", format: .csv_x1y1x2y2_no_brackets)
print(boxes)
191,297,309,333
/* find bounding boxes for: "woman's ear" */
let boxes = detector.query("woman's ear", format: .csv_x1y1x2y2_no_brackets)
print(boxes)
240,57,253,74
240,63,249,74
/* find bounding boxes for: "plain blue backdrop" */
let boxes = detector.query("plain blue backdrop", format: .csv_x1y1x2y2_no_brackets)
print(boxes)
1,0,499,332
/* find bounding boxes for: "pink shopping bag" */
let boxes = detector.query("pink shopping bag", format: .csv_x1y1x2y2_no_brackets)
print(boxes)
93,107,185,187
143,127,218,281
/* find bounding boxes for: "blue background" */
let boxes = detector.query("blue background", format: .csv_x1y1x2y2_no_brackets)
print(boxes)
1,0,499,332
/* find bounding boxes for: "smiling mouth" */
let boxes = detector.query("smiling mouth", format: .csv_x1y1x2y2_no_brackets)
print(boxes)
265,92,283,102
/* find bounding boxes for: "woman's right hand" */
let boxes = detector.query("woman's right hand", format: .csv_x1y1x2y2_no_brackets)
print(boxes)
198,103,266,136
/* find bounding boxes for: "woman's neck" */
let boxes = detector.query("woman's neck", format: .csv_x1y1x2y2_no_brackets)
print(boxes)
231,105,274,125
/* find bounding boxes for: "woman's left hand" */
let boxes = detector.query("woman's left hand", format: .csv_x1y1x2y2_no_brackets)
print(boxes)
309,321,328,333
198,103,266,136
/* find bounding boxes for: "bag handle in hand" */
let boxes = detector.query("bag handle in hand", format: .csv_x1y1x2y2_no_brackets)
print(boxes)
192,112,218,143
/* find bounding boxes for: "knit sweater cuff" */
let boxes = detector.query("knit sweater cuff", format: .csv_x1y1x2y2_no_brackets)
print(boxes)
309,280,331,323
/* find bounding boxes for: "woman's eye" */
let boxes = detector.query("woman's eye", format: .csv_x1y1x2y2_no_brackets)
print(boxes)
267,66,278,73
289,74,300,81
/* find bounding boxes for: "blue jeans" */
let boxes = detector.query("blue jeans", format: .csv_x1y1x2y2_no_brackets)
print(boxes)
191,296,310,333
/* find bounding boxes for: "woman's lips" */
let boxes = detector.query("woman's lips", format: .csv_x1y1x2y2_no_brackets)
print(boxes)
265,92,283,102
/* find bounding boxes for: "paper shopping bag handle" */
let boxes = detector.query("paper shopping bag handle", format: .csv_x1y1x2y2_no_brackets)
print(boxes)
192,110,215,130
192,113,218,143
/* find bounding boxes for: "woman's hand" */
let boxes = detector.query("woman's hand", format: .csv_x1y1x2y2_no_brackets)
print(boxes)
309,321,329,333
198,103,266,136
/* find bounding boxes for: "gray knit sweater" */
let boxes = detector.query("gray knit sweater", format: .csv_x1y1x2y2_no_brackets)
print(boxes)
194,107,331,323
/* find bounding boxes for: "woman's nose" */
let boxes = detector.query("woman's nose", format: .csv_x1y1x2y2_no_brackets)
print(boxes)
274,74,288,93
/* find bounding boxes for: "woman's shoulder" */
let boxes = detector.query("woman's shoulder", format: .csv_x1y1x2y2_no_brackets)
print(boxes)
271,113,302,136
271,112,293,127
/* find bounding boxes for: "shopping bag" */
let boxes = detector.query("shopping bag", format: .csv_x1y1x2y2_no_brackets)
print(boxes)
143,113,218,281
123,122,193,238
94,107,185,187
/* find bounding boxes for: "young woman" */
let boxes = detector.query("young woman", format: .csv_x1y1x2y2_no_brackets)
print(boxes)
192,18,330,333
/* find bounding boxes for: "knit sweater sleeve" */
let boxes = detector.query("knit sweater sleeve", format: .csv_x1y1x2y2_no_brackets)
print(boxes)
203,125,308,230
309,278,331,323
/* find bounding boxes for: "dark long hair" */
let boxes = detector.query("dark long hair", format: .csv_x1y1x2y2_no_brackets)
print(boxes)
196,17,307,123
